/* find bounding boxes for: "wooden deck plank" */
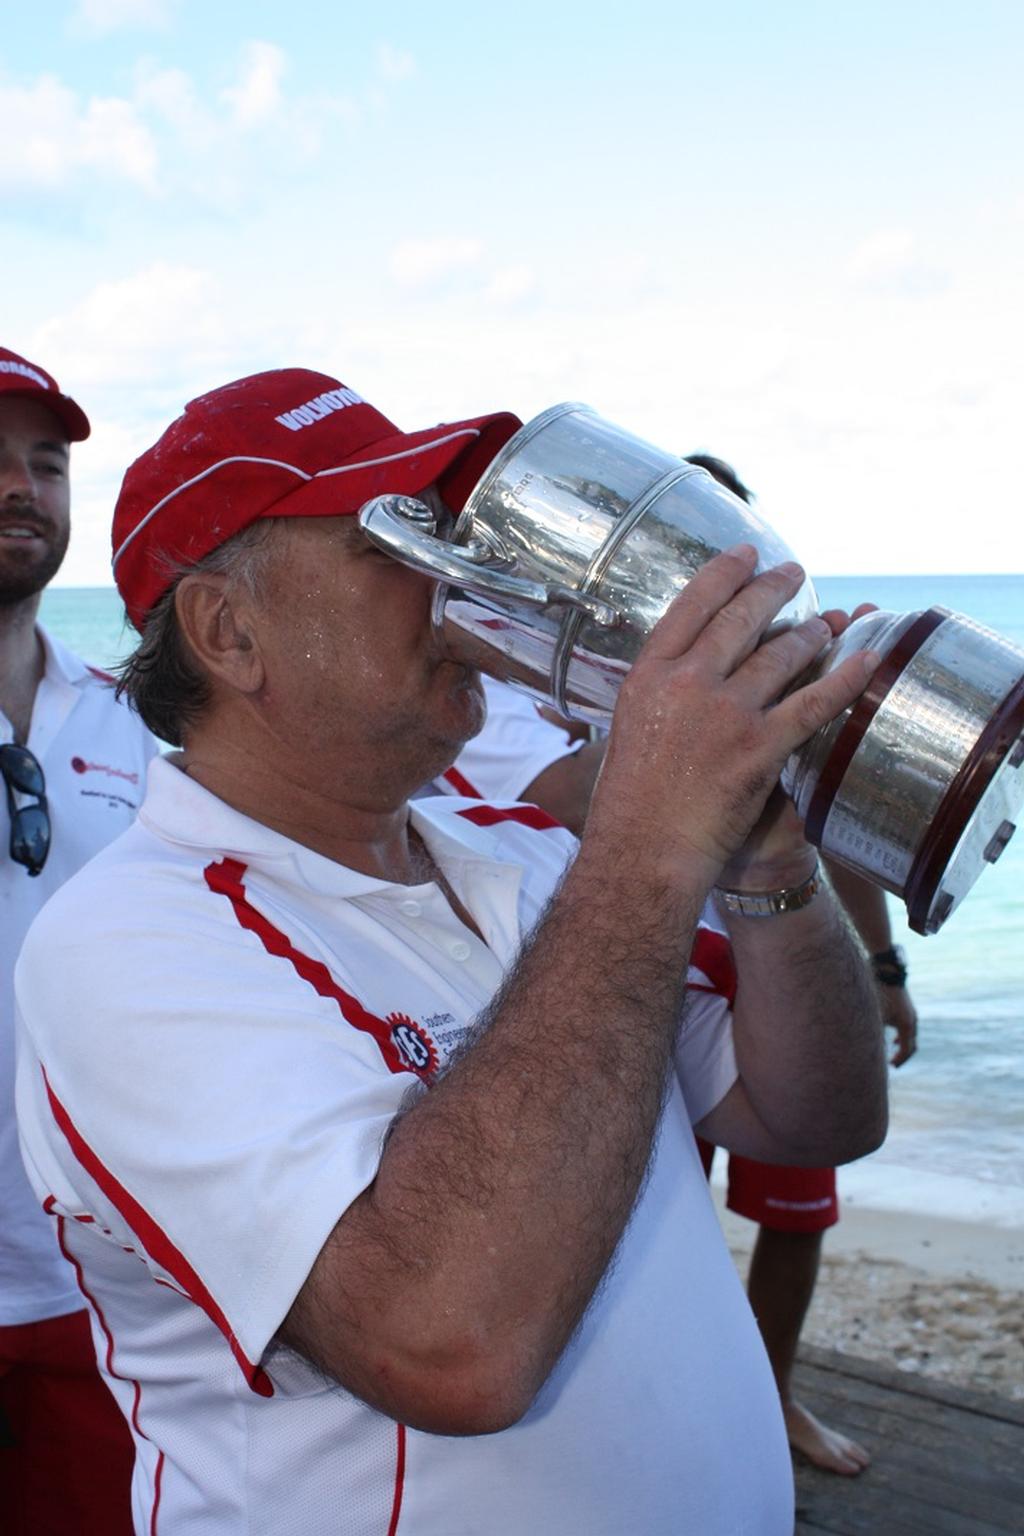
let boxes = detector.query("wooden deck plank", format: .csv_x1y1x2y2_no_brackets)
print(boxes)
797,1372,1024,1505
800,1345,1024,1425
792,1347,1024,1536
797,1451,1024,1534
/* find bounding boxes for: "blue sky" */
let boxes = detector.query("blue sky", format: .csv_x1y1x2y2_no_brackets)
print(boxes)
3,0,1023,582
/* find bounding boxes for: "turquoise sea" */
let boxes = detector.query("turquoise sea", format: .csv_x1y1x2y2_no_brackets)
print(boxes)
41,575,1024,1196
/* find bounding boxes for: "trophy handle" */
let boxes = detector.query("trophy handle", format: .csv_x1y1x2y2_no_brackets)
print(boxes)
358,495,619,627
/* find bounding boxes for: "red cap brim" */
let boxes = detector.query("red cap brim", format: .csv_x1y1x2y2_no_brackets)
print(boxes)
49,393,91,443
1,387,92,442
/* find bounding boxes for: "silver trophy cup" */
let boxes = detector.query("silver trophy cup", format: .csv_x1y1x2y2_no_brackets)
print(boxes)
360,403,1024,935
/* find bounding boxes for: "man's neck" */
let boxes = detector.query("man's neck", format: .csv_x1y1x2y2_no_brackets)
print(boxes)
180,739,423,883
181,712,485,937
0,594,45,741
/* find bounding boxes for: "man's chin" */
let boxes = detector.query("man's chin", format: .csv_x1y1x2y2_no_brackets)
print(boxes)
421,688,487,788
0,546,67,606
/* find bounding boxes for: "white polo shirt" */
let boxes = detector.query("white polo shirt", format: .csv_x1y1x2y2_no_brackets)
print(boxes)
1,626,158,1326
15,755,792,1535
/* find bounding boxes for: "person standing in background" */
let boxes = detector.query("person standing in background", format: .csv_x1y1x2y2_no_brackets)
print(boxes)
0,346,158,1534
442,451,918,1477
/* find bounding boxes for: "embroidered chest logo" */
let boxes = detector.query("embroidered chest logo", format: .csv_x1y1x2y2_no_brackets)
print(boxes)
388,1013,439,1079
71,757,140,785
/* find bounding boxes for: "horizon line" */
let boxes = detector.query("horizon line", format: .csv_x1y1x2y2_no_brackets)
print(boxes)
45,571,1024,594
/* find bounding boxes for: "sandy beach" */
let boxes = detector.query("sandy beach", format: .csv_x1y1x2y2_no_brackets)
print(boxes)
713,1162,1024,1404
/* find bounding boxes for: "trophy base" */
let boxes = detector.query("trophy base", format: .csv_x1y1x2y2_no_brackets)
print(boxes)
788,608,1024,934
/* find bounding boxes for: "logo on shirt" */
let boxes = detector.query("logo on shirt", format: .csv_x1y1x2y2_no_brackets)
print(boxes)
388,1013,439,1080
70,757,140,785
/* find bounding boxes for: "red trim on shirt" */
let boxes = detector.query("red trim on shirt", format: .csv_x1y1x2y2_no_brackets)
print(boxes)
45,1196,165,1530
86,664,116,683
386,1423,407,1536
203,857,430,1080
150,1452,165,1536
442,765,481,797
456,803,562,831
41,1073,274,1399
689,927,737,1006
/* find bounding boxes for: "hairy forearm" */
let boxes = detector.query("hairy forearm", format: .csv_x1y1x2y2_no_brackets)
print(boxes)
282,842,703,1431
716,877,887,1166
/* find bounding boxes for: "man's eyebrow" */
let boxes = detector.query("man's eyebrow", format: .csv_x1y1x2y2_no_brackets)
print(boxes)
33,439,70,457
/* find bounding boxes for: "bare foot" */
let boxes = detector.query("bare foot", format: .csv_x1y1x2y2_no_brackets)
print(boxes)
784,1399,871,1476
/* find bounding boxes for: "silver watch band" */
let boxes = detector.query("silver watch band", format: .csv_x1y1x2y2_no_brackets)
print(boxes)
715,861,822,918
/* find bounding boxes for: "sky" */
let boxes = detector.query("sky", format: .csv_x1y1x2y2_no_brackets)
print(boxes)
3,0,1023,584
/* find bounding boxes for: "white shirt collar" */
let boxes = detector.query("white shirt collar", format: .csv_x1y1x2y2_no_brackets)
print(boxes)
139,755,516,901
0,625,98,754
37,623,97,688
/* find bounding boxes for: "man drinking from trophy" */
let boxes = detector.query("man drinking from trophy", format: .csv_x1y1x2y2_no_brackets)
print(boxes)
15,367,887,1536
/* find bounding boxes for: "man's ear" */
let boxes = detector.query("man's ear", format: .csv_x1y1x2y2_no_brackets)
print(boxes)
174,573,266,696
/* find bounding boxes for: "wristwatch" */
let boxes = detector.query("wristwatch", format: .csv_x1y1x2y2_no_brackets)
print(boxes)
871,944,908,987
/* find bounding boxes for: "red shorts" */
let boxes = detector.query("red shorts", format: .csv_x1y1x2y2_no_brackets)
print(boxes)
697,1138,838,1233
0,1307,134,1536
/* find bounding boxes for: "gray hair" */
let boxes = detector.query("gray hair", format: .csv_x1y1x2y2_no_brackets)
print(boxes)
115,519,281,746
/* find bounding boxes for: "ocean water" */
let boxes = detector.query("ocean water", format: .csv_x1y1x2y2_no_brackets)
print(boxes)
40,576,1024,1196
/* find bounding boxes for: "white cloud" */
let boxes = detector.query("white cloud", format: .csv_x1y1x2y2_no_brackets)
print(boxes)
376,43,416,82
132,61,215,146
482,265,537,306
30,264,227,388
64,415,159,587
390,237,485,289
80,96,159,185
2,33,411,201
843,227,949,295
220,41,287,128
70,0,175,31
0,75,158,188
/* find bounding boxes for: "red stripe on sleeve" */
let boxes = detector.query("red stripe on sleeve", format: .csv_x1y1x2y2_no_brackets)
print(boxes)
457,803,562,831
689,927,737,1007
41,1069,274,1398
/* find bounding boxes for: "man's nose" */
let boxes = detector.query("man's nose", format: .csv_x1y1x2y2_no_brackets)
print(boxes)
0,455,36,502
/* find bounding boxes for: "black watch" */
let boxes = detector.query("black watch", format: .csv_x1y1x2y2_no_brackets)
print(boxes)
871,944,908,987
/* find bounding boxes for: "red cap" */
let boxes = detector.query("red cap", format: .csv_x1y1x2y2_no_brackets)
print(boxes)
112,368,521,630
0,347,91,442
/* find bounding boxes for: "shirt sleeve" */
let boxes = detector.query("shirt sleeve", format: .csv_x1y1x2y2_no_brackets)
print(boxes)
15,872,420,1374
443,678,584,801
675,920,738,1124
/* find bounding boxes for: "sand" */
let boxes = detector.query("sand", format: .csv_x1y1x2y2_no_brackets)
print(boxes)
712,1163,1024,1403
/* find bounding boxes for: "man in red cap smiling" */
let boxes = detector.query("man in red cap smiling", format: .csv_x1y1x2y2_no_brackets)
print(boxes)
0,347,157,1534
15,366,887,1535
